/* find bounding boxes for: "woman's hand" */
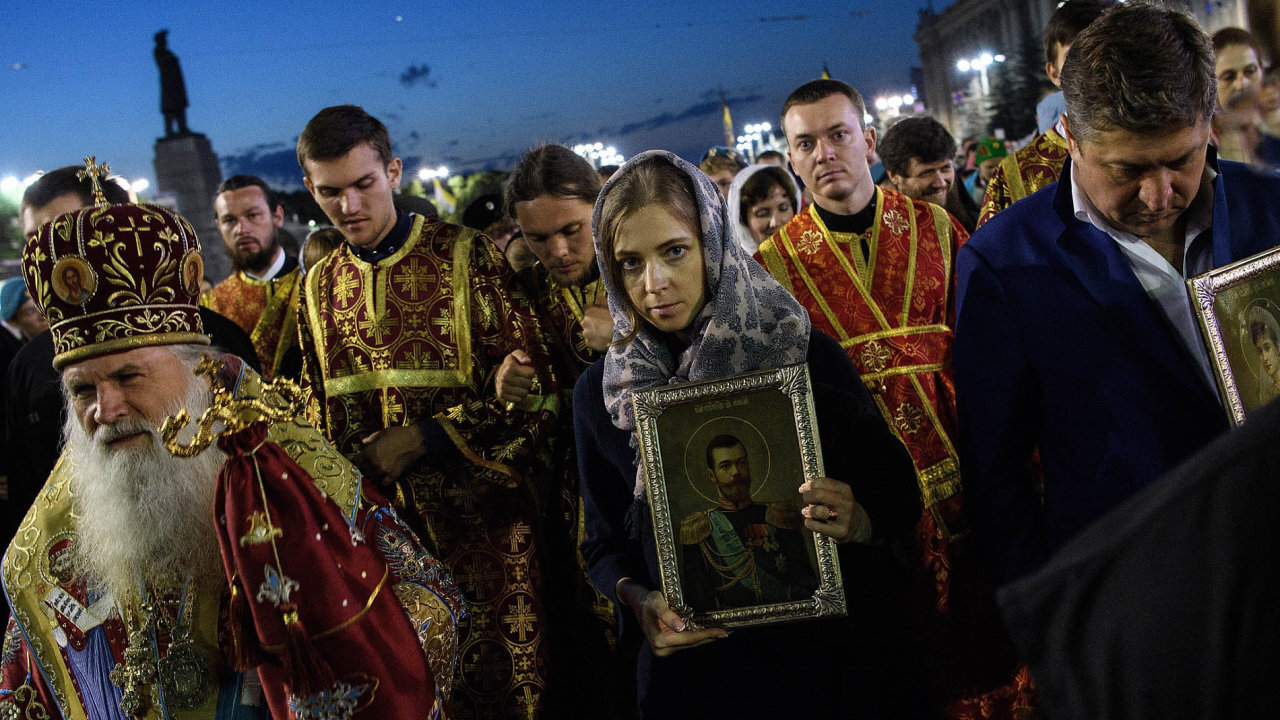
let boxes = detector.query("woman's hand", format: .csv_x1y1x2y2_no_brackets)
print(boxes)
800,477,872,543
618,580,727,657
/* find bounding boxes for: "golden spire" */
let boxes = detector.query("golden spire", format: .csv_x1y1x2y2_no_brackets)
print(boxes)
76,155,112,206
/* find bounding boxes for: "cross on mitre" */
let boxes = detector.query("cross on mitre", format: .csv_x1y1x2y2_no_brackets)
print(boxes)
76,155,113,207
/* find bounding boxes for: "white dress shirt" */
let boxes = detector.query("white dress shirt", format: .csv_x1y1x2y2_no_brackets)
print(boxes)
1069,167,1219,395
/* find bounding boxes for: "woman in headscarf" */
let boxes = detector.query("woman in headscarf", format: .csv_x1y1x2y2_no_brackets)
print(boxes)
573,151,919,718
1246,303,1280,406
726,163,802,255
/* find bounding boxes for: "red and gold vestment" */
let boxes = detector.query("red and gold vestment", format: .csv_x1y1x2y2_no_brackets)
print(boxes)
200,263,302,379
515,266,638,717
978,127,1069,228
298,214,562,720
0,362,462,720
757,191,1035,718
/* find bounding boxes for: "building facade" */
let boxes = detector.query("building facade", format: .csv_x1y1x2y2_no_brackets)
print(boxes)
914,0,1268,141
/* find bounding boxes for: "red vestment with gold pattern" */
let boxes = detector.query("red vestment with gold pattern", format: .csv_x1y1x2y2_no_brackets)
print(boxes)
298,214,562,720
0,361,463,720
978,127,1069,228
200,262,302,379
756,191,1035,719
514,265,637,718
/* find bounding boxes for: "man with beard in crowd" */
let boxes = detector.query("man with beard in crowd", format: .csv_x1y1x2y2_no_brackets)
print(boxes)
1,187,464,719
2,167,258,562
878,115,977,232
201,175,303,380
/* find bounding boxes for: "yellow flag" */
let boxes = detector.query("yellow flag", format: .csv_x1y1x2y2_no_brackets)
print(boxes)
432,177,456,214
721,98,734,148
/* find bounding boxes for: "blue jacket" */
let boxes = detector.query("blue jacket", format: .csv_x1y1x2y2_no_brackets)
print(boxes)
954,154,1280,585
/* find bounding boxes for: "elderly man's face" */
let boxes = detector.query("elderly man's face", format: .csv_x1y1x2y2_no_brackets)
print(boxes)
62,345,193,452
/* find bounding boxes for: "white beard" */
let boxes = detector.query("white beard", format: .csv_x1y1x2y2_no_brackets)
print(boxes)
66,374,227,601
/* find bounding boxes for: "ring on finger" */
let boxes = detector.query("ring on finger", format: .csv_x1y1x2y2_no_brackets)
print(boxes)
825,508,839,523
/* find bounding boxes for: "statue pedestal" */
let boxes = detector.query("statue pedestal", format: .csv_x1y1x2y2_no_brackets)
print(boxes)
154,133,226,282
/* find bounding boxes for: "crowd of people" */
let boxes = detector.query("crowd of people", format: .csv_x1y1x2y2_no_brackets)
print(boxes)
2,2,1279,719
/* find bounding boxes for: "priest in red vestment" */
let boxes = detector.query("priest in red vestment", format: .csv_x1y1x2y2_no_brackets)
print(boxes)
294,105,564,720
756,79,1035,719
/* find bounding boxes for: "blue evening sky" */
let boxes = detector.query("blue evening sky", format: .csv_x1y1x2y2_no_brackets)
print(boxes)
2,1,937,190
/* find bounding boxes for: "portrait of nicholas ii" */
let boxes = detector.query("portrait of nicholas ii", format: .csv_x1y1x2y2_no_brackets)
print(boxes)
679,433,818,610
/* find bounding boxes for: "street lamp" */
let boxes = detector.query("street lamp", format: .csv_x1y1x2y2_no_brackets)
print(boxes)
572,142,624,167
738,122,777,160
873,93,916,120
956,52,1005,95
418,165,449,181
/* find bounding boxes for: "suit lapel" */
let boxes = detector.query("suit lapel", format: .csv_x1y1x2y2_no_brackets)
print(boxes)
1051,163,1220,409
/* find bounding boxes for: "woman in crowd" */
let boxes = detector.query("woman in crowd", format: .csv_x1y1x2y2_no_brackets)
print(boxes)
573,150,920,718
726,163,801,255
1247,303,1280,406
698,146,748,199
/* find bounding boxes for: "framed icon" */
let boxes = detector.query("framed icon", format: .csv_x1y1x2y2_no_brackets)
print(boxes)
1188,245,1280,425
632,362,845,630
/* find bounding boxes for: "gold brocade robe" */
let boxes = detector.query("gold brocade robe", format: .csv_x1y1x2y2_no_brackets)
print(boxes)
200,264,302,379
298,215,561,720
0,364,459,720
756,193,1035,718
977,127,1069,228
514,265,636,718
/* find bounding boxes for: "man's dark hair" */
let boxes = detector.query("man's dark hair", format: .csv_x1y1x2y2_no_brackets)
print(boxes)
297,105,393,171
1061,3,1216,141
738,167,797,225
215,174,279,210
877,116,957,176
21,165,130,210
504,144,602,217
1043,0,1116,66
1212,26,1266,61
756,149,786,164
780,79,867,137
705,434,746,469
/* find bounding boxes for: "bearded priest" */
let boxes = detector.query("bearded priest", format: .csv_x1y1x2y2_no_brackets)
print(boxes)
0,170,465,720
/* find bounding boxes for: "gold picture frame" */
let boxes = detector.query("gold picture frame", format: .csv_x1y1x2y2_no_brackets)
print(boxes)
632,362,845,630
1188,245,1280,426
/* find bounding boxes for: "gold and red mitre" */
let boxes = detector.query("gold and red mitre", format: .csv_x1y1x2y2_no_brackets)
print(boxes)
22,197,209,370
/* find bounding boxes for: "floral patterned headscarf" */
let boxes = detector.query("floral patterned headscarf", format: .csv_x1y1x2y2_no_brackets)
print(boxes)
591,150,811,496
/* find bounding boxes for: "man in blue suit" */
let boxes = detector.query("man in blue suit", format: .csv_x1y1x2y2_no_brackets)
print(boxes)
955,2,1280,586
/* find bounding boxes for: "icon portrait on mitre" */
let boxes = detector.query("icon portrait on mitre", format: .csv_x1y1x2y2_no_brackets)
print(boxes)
181,250,204,299
51,256,95,305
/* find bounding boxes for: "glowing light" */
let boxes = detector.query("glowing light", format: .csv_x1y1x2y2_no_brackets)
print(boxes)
418,165,449,181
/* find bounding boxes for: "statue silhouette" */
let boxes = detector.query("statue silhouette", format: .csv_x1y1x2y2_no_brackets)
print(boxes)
154,30,190,136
